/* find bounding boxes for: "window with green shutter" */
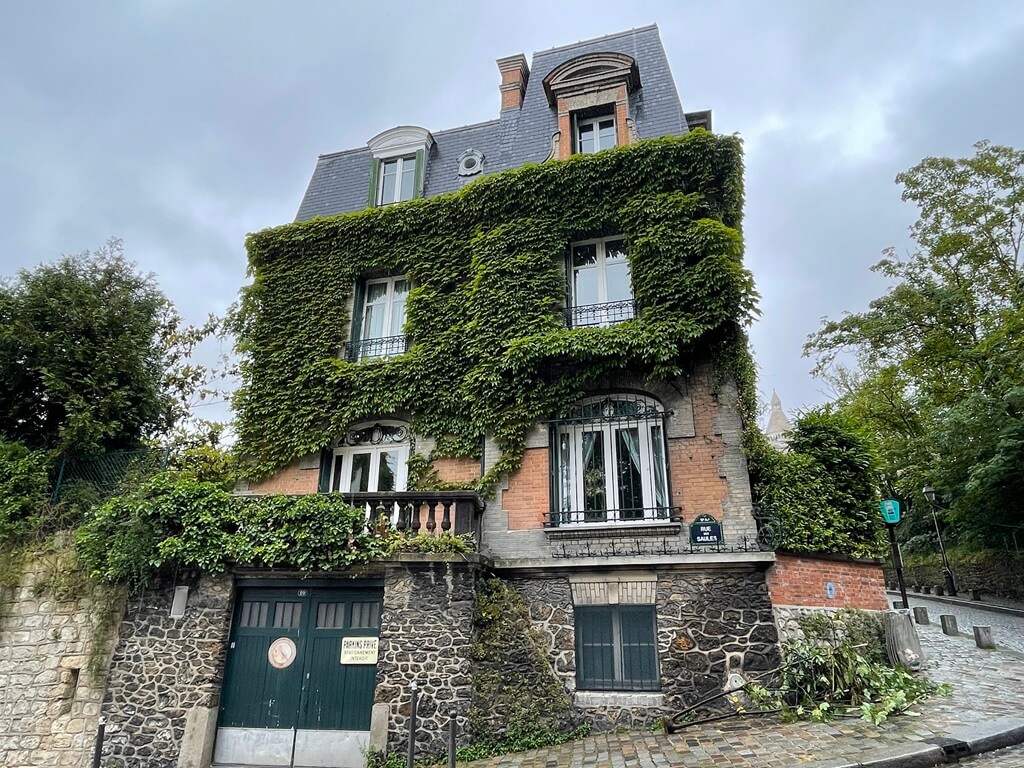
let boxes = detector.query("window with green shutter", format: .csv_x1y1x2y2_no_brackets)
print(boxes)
575,605,659,691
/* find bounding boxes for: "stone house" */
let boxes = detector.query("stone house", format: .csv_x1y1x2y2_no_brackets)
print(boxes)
0,25,888,768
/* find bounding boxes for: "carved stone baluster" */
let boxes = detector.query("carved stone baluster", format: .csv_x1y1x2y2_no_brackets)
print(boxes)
411,499,422,534
396,502,408,532
440,501,452,532
426,500,438,534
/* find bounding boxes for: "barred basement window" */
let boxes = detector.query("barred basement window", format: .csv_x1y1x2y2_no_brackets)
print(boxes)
576,605,659,691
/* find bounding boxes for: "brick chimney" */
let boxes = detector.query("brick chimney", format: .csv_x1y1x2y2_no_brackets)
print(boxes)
497,54,530,111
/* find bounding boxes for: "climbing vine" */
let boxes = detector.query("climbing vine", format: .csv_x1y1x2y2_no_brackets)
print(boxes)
232,133,755,489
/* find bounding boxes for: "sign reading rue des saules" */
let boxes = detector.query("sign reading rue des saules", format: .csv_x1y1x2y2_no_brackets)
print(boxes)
689,514,723,546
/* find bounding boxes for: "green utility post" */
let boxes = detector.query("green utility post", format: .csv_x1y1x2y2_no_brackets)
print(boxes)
881,499,909,609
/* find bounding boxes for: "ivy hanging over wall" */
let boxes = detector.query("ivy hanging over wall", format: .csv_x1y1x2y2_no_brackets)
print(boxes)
232,133,756,488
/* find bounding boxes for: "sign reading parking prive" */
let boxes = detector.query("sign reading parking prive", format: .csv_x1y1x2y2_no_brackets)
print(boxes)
339,636,379,665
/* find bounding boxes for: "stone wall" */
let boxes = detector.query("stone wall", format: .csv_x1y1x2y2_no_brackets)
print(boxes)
886,552,1024,601
374,558,481,757
100,573,233,768
505,566,780,731
0,551,121,768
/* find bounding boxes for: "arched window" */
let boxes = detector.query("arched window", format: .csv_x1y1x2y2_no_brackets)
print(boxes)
551,395,670,525
330,421,410,493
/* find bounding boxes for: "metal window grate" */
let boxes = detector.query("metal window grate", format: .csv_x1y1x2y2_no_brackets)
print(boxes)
564,299,636,328
342,334,410,362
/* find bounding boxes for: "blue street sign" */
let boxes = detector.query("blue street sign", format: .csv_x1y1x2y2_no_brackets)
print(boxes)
880,499,901,524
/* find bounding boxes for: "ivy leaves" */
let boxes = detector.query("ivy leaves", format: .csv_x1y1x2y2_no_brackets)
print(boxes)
233,134,754,486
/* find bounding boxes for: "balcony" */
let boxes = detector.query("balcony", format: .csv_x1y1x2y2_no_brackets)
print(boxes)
342,490,485,544
342,334,410,362
563,299,636,328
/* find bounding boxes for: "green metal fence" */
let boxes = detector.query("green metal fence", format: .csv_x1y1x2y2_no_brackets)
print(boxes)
51,447,169,502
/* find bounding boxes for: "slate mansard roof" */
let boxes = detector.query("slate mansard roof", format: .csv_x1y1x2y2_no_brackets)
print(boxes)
295,25,689,221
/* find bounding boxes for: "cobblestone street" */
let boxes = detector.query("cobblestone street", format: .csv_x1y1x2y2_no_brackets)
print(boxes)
462,613,1024,767
894,593,1024,656
952,745,1024,767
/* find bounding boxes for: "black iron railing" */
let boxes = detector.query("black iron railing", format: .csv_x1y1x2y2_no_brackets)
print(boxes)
342,490,485,543
342,334,410,362
563,299,636,328
545,506,681,527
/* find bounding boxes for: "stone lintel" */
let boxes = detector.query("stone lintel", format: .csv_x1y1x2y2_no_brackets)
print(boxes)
491,551,776,575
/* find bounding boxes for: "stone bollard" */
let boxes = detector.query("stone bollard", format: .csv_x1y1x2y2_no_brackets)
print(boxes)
922,585,932,594
892,600,907,609
971,588,982,601
934,585,945,596
913,606,930,625
940,615,959,635
974,626,995,649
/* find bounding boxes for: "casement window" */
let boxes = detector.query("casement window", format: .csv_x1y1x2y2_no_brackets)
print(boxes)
329,422,410,493
551,395,670,526
377,156,417,205
575,114,617,154
576,605,659,691
346,276,410,361
566,237,634,327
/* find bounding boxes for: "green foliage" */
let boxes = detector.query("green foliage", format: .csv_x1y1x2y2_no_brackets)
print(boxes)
746,410,886,557
470,578,578,743
384,531,475,556
232,134,755,487
748,611,947,725
806,141,1024,548
77,472,386,589
0,239,172,454
0,440,51,542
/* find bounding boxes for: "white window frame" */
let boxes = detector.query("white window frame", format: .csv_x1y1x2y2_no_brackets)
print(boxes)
355,276,409,360
330,422,410,494
568,236,634,327
554,396,669,526
377,156,417,205
575,114,617,154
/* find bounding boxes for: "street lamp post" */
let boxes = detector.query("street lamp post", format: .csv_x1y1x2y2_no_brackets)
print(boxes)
922,485,957,597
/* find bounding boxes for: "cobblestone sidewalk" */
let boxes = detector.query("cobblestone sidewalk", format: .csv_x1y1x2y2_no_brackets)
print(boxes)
461,619,1024,767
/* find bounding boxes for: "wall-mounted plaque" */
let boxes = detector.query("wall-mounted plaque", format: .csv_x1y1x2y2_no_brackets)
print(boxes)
689,514,723,546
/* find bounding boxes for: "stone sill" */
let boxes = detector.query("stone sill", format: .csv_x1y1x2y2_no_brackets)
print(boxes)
545,522,682,540
385,553,493,567
492,550,776,573
575,691,665,708
776,550,885,566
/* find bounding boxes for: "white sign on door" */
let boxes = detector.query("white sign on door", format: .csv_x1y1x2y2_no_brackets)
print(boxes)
339,636,379,665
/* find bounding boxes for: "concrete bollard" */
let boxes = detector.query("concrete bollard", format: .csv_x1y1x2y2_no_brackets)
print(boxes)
934,585,945,596
970,588,982,601
892,600,907,609
974,626,995,649
922,585,932,594
940,615,959,635
913,606,930,625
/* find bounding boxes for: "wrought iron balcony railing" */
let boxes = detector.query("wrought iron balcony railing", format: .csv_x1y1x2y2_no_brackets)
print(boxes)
342,334,410,362
341,490,485,543
563,299,636,328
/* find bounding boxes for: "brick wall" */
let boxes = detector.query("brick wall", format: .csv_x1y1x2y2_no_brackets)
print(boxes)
432,457,480,485
768,553,887,610
247,458,319,495
666,382,729,524
504,448,549,530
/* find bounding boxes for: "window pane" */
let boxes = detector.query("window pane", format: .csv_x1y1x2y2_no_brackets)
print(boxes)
377,450,398,492
316,602,344,629
363,282,389,341
273,602,302,629
558,431,573,519
604,261,632,304
240,601,268,628
351,601,380,629
618,606,659,689
389,280,408,336
380,161,397,204
349,453,371,492
332,456,344,492
577,608,615,689
578,122,595,154
616,428,644,517
582,431,607,521
598,119,616,150
399,160,416,201
651,425,668,510
572,243,597,268
605,239,627,261
574,267,600,307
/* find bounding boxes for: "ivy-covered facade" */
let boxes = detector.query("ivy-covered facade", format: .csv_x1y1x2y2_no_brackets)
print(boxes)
226,25,776,766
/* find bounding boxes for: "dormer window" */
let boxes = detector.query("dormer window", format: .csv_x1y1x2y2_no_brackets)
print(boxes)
575,114,616,154
366,126,434,208
378,157,417,204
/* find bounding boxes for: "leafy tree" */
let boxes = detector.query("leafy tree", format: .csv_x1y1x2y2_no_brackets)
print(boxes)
746,409,885,557
806,141,1024,548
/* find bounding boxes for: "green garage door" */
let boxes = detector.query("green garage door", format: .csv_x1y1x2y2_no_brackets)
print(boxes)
217,585,382,765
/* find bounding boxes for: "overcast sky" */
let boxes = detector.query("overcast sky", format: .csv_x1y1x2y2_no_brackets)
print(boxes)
3,1,1023,425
